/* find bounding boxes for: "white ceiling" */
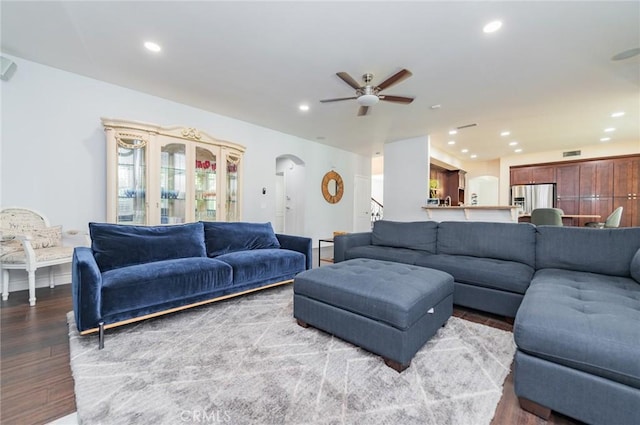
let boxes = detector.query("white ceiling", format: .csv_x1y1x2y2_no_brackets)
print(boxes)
2,1,639,160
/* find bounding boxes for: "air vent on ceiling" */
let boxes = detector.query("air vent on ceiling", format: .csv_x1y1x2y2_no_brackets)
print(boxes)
456,123,478,130
563,150,581,157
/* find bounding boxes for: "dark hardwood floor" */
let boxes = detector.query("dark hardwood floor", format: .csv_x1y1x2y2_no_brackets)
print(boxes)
1,285,581,425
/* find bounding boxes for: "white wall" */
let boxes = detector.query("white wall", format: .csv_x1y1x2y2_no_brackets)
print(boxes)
1,55,370,291
383,136,429,221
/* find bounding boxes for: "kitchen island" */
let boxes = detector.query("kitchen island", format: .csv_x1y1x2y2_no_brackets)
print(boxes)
422,206,519,222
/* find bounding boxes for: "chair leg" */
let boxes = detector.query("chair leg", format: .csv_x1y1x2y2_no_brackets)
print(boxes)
28,270,36,306
49,267,55,289
2,269,9,301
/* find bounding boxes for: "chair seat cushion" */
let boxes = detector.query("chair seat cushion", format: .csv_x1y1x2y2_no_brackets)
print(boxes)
515,268,640,389
215,249,305,285
416,254,533,294
101,257,232,317
1,246,74,264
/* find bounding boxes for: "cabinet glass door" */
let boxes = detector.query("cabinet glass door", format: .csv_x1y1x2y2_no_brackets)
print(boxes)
160,143,186,224
195,147,217,222
226,154,240,222
117,137,147,224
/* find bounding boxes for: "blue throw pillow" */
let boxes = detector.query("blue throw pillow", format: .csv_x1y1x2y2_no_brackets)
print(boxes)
89,222,206,272
202,222,280,257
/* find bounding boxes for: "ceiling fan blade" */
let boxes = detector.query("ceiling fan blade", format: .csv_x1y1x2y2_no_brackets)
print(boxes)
376,69,412,91
379,95,414,104
320,97,357,103
357,106,369,116
336,72,362,90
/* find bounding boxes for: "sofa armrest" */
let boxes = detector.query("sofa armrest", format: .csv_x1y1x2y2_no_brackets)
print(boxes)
72,247,103,332
334,232,372,263
276,234,313,270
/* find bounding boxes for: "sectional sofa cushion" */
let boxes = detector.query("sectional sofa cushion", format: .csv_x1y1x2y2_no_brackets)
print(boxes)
371,220,438,253
90,222,207,272
417,254,534,294
344,245,431,265
515,268,640,389
630,248,640,283
536,227,640,277
436,222,536,267
215,248,305,285
203,221,280,257
101,257,233,316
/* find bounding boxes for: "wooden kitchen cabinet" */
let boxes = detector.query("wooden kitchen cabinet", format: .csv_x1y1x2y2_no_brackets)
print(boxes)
510,165,555,185
579,160,614,198
613,157,640,226
555,164,580,214
446,170,466,205
511,155,639,227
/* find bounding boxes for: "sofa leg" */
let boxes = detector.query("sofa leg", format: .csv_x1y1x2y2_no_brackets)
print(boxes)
98,322,105,350
518,397,552,420
384,358,409,373
296,319,309,328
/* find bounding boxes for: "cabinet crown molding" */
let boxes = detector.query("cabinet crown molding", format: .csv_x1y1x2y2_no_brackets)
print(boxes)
100,117,246,152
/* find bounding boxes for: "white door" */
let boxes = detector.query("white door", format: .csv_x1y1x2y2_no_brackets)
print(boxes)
354,175,372,232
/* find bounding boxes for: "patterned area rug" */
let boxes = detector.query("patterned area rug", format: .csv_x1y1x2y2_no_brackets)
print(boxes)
67,285,516,425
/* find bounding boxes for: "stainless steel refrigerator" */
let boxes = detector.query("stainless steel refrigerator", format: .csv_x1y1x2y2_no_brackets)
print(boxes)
510,184,556,215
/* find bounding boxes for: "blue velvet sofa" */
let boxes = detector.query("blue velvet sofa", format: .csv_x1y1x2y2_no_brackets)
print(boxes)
334,220,640,425
72,221,311,348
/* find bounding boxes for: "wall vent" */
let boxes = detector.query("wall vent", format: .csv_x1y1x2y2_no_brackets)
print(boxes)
563,150,581,157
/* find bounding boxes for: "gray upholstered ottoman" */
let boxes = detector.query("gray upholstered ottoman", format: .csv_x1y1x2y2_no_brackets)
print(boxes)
293,258,454,372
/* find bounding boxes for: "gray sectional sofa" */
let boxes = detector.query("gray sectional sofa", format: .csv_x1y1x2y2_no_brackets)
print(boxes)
334,220,640,425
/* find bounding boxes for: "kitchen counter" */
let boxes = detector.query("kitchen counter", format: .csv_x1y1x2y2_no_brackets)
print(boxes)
421,205,519,222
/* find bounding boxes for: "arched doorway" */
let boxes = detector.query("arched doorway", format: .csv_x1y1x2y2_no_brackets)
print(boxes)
275,155,306,235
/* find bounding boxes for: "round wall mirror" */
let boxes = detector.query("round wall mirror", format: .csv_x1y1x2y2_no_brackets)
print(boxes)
321,170,344,204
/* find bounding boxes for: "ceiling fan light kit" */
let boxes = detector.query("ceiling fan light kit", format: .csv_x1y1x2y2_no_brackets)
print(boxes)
357,94,379,107
320,69,415,116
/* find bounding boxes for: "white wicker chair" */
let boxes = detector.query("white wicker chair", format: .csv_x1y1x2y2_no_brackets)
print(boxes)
1,207,75,306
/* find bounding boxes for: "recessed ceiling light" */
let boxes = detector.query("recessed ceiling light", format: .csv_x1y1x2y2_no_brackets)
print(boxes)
514,148,523,153
600,137,611,142
448,141,456,145
611,111,625,118
470,154,477,159
448,130,457,135
144,41,162,52
461,149,469,153
299,104,310,111
483,20,503,34
500,131,510,137
604,127,616,132
509,141,518,146
430,104,441,109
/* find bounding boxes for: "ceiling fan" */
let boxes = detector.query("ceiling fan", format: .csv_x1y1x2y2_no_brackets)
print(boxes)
320,69,414,116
